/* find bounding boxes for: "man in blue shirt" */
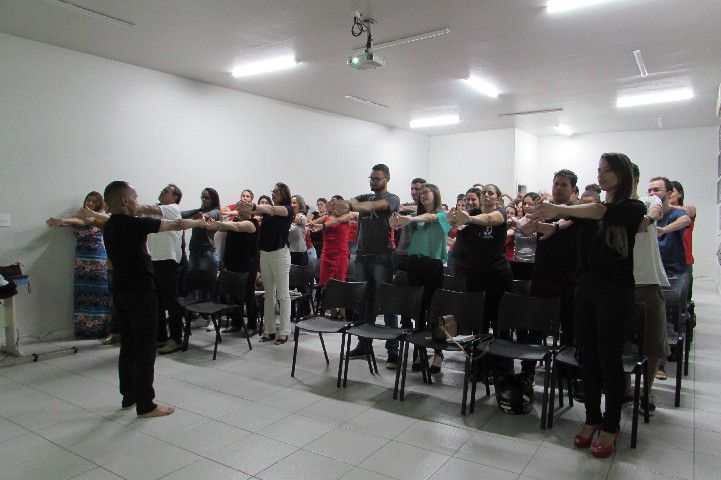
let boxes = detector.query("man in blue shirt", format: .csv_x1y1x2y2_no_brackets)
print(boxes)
648,177,691,276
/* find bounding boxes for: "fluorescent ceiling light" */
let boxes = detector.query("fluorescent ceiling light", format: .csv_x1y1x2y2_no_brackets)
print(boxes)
633,50,648,77
657,116,664,128
555,124,574,136
344,95,389,109
616,88,694,108
409,114,459,129
231,55,298,78
546,0,621,14
464,76,500,98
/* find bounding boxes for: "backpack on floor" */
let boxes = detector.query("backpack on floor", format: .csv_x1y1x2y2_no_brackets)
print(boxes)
495,373,533,415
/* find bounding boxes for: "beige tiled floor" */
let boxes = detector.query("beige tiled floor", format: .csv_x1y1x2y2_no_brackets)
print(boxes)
0,279,718,479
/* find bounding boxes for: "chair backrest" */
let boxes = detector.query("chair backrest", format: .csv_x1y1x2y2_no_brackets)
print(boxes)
373,283,424,321
182,268,217,297
627,302,647,357
214,270,249,301
289,264,315,290
393,270,410,286
442,274,466,292
512,279,532,296
662,288,682,332
497,292,561,337
319,279,367,316
428,289,485,335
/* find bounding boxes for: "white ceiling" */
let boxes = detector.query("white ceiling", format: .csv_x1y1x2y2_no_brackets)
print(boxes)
2,0,720,136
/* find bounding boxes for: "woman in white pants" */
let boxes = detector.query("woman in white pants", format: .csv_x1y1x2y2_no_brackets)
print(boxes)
237,183,293,345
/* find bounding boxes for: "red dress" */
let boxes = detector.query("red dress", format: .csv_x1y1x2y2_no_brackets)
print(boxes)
320,219,350,285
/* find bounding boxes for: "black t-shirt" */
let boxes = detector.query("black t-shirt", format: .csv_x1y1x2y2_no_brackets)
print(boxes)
354,192,401,255
454,207,508,271
258,206,294,252
103,214,161,292
224,217,259,271
182,208,220,253
576,199,646,285
533,218,579,283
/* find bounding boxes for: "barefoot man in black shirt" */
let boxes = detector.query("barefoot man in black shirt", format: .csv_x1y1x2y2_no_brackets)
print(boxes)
103,181,208,418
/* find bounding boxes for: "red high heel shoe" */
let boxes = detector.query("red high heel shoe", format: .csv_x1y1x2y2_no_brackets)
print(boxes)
590,429,620,458
573,425,601,448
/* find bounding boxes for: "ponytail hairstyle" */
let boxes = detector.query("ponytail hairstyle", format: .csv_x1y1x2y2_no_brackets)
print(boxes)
599,152,634,258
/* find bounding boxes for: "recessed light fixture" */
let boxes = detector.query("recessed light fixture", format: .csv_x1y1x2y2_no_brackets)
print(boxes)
344,95,389,109
555,124,574,136
231,55,298,78
409,114,459,129
464,76,500,98
546,0,621,14
657,116,664,128
616,88,694,108
633,50,648,77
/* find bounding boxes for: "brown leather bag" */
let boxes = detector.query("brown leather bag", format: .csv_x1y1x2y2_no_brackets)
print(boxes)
432,315,458,343
0,263,24,280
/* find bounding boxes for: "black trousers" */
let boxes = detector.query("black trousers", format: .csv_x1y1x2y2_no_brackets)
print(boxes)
575,276,633,433
510,261,534,281
290,251,309,266
115,290,158,415
405,255,444,329
228,261,259,331
153,260,182,344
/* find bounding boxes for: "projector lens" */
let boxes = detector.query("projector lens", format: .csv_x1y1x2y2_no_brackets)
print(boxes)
351,57,359,64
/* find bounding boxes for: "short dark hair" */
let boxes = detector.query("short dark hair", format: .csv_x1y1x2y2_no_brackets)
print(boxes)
316,197,327,204
584,184,602,194
671,181,685,205
553,169,578,187
165,184,182,204
258,195,273,205
650,176,673,193
411,177,427,185
331,194,344,201
456,193,466,201
104,181,132,209
202,187,220,210
274,182,292,206
372,164,390,177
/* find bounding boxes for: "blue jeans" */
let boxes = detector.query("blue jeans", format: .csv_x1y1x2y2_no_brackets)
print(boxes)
354,253,398,357
189,250,218,300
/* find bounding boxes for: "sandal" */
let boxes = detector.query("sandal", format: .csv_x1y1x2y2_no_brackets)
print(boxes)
260,333,276,342
274,336,288,345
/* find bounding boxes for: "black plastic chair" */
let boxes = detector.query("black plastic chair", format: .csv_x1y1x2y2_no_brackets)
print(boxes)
662,288,685,407
548,303,649,448
184,271,250,359
666,276,692,377
289,263,317,320
442,274,466,292
291,279,367,387
343,283,424,386
177,269,217,351
512,279,532,296
399,289,491,415
486,292,560,429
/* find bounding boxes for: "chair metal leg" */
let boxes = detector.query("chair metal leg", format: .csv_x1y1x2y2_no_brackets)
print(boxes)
343,333,351,387
643,362,650,423
370,349,379,374
182,310,191,351
400,339,410,401
365,349,374,375
319,333,329,365
243,320,253,351
567,371,574,407
548,360,557,429
291,326,300,378
557,364,564,408
337,332,346,388
469,346,478,413
416,345,428,384
540,356,551,429
684,332,690,376
675,339,683,408
393,340,404,400
212,315,220,360
420,348,433,385
631,369,641,448
461,353,471,415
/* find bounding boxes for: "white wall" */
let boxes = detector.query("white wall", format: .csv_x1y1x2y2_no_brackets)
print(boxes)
537,127,718,278
514,129,539,194
429,128,516,201
0,34,429,342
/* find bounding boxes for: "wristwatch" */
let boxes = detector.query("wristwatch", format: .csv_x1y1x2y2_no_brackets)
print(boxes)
553,221,560,232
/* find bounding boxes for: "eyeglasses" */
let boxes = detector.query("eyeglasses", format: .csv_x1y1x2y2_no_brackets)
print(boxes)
368,176,384,182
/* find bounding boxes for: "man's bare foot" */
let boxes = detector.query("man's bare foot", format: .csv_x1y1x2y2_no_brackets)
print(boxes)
138,405,175,418
121,404,135,411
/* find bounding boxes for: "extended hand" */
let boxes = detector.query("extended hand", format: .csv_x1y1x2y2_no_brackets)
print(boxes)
525,201,557,221
205,218,221,231
534,221,556,241
46,217,63,227
76,207,94,219
236,201,254,213
656,226,666,237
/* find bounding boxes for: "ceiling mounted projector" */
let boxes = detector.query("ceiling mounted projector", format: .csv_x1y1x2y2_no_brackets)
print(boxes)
348,11,385,71
348,51,385,70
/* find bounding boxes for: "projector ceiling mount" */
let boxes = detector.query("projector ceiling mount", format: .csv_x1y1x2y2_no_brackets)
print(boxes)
347,11,384,70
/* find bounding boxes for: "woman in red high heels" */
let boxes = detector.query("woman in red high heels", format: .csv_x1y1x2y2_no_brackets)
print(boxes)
531,153,645,457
